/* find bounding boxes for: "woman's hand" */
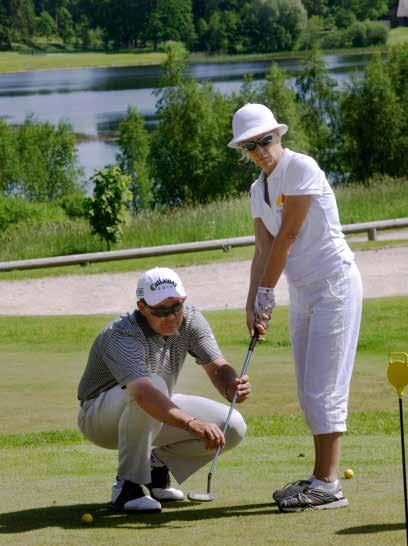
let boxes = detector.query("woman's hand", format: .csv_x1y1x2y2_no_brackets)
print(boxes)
246,307,267,340
187,419,225,450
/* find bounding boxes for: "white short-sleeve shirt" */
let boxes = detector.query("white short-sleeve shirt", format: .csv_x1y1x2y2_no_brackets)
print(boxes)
250,148,354,285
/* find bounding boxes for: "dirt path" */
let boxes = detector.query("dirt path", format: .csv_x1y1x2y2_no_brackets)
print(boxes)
1,247,407,315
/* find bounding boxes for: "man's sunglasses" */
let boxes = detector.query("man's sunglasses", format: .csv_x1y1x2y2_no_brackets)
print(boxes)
145,301,184,319
240,133,276,152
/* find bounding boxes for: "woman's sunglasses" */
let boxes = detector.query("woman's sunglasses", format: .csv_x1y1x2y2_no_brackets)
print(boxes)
145,301,184,319
240,133,276,152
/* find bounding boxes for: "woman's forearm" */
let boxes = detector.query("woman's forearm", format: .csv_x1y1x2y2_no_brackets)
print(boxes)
247,250,267,310
260,233,294,288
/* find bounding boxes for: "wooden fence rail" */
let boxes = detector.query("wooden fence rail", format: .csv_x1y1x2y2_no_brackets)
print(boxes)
1,218,407,273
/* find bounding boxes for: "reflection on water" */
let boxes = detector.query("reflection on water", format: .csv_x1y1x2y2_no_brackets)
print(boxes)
0,53,371,179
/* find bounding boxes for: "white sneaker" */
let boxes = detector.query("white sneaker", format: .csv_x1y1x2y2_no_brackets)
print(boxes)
151,486,185,501
148,466,184,501
111,478,161,513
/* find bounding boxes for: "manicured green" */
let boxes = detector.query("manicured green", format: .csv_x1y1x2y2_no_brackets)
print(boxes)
0,298,406,432
0,298,407,544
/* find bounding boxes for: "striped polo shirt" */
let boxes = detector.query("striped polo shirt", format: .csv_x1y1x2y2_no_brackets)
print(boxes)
77,304,223,402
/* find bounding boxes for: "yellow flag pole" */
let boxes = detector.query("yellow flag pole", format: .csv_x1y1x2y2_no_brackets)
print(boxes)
387,352,408,545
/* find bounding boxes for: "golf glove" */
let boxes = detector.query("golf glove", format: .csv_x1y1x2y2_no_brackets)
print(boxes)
255,287,276,324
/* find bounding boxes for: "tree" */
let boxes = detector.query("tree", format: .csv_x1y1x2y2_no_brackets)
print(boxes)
86,166,131,249
150,53,236,205
0,25,12,50
36,10,56,39
248,64,310,153
241,0,307,53
341,54,407,181
16,118,81,201
9,0,36,41
0,120,20,194
296,48,342,179
143,0,196,50
117,107,152,211
57,6,74,44
302,0,328,16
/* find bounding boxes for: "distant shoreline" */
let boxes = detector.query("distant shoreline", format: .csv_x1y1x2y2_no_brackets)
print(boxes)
0,46,386,75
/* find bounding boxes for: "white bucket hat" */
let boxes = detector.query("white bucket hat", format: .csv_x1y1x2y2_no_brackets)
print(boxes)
136,267,186,305
228,103,288,148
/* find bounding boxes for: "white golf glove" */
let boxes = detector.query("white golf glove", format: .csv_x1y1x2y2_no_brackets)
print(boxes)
255,287,276,325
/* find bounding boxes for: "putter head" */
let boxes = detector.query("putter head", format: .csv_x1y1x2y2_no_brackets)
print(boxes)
187,492,216,502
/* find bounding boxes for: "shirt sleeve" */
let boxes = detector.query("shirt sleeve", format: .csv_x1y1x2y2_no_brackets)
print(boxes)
284,155,323,197
187,309,223,365
250,179,262,219
103,330,150,387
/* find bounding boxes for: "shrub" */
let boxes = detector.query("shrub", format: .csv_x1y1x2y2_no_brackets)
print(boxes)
0,195,62,232
59,192,87,218
85,166,132,249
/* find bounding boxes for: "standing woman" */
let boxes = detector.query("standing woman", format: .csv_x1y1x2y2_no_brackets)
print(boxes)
228,103,362,512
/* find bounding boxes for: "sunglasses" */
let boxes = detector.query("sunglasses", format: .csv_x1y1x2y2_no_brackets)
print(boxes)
240,133,276,152
145,301,184,319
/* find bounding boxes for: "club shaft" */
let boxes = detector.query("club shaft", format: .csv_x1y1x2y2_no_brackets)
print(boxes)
206,333,258,492
399,397,408,545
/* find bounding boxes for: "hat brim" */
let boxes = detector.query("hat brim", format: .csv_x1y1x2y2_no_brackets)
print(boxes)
228,123,288,148
144,287,186,306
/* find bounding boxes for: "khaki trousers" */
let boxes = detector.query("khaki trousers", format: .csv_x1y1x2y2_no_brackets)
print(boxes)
77,374,247,485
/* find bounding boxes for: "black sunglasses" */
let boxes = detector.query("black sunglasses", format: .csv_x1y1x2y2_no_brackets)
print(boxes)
240,133,275,152
145,301,184,319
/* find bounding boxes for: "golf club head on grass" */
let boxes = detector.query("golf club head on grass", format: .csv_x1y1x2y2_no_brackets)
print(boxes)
187,491,215,502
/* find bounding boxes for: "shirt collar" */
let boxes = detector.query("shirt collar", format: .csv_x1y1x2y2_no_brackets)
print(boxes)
266,147,291,182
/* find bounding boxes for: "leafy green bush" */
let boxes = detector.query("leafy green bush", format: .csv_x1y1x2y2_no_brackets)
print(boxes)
85,166,132,249
0,195,63,232
59,192,87,218
319,20,388,49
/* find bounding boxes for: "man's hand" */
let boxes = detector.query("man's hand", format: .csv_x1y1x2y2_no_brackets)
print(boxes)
187,419,225,450
225,374,251,403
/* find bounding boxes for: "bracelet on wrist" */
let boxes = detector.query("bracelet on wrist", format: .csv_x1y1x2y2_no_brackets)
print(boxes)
185,417,197,431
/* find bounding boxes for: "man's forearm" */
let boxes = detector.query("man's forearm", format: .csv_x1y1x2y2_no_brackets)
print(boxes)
208,362,238,398
133,384,193,430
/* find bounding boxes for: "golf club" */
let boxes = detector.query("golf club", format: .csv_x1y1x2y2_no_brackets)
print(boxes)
188,331,259,502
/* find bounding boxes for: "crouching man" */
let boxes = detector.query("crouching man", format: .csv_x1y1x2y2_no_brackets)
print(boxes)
77,267,249,513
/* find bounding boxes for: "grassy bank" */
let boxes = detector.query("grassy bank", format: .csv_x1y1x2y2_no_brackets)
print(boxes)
0,177,407,278
0,299,406,545
0,50,167,73
0,40,401,74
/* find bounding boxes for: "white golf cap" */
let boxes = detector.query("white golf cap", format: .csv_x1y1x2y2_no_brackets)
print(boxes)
228,103,288,148
136,267,186,305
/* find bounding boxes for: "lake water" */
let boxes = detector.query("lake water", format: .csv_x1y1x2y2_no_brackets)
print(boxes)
0,53,371,181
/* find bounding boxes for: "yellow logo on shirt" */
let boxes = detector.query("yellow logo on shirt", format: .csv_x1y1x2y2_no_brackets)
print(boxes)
275,194,285,207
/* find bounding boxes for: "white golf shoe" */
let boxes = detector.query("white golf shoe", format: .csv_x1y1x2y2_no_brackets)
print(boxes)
148,466,185,502
111,478,161,513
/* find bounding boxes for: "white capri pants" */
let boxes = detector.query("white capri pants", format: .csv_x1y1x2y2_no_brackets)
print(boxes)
288,261,362,435
78,374,246,486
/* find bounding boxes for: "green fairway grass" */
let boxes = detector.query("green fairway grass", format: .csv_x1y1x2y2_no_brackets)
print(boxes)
1,298,407,544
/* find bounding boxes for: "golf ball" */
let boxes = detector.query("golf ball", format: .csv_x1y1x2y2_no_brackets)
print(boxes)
81,513,93,523
344,468,354,479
